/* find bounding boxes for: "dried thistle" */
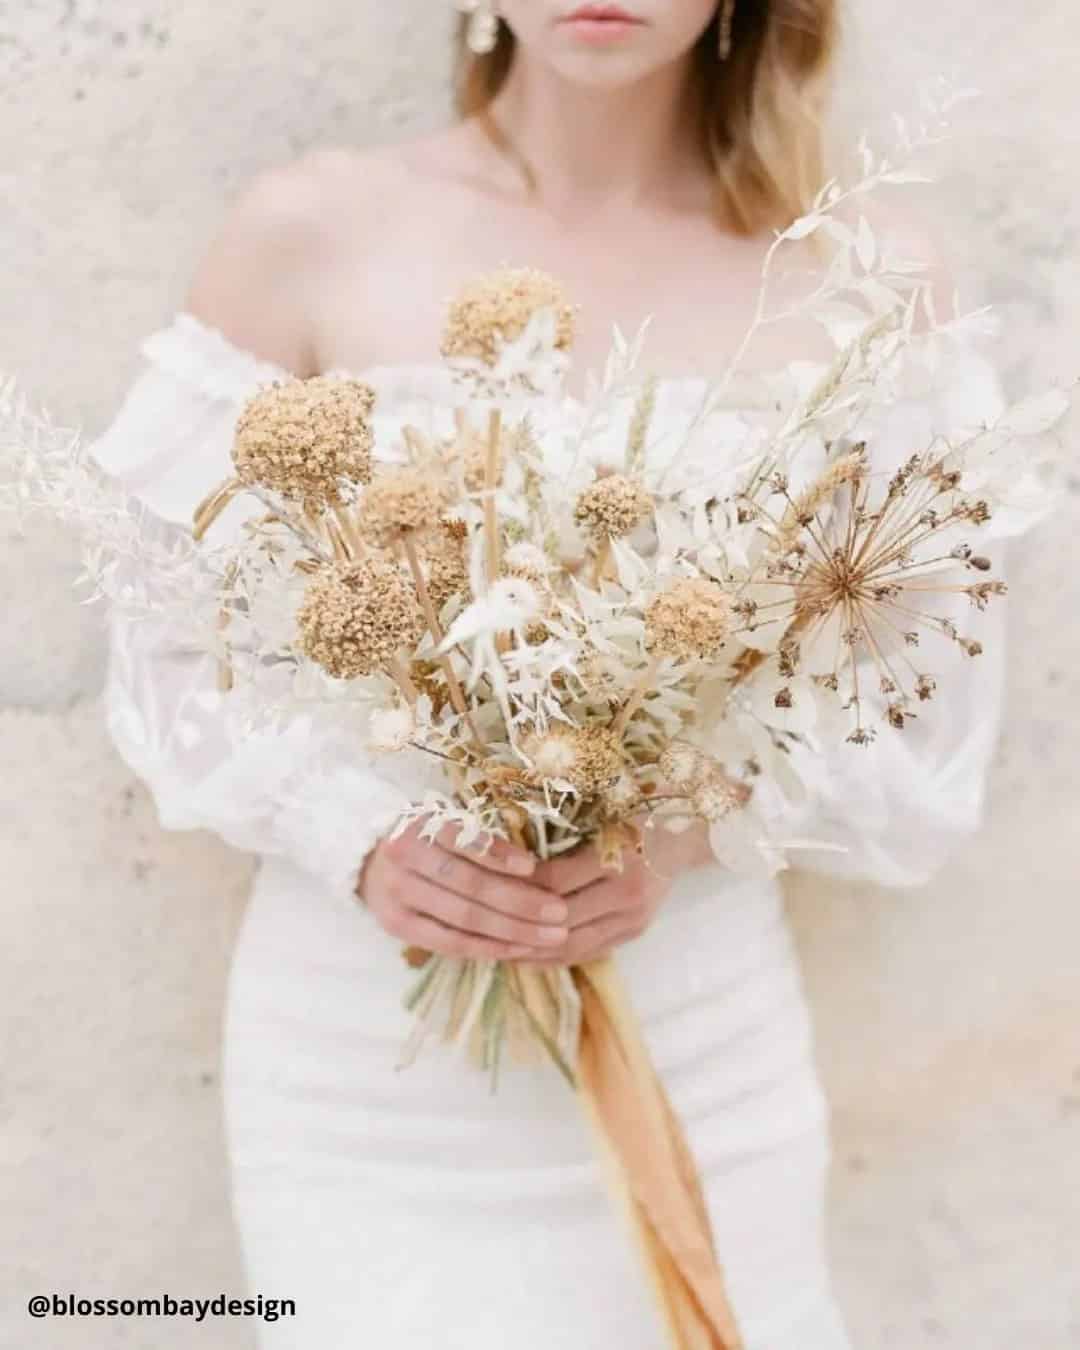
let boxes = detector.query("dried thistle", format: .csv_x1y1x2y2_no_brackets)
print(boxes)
645,578,734,661
441,268,576,366
233,377,375,506
298,559,422,680
574,474,654,541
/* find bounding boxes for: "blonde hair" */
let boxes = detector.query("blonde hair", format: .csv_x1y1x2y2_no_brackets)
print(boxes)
454,1,840,237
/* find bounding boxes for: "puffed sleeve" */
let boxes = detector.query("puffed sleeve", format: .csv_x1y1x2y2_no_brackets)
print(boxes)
87,314,424,906
780,337,1014,888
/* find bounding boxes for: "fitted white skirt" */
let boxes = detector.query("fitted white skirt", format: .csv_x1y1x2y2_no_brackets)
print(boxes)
222,854,854,1349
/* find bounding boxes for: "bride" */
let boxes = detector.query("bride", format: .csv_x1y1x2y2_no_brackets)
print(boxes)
88,2,1007,1346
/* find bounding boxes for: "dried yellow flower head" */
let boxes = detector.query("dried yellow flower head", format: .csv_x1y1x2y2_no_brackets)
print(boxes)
441,268,576,367
233,377,375,506
358,467,452,548
298,560,422,679
442,427,497,493
570,725,627,794
522,723,625,796
574,474,654,540
422,521,470,612
646,578,733,661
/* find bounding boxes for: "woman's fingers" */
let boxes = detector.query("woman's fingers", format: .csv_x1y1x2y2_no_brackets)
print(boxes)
379,900,539,963
430,823,537,878
534,849,611,896
404,842,569,927
397,874,569,949
562,879,631,929
515,912,643,967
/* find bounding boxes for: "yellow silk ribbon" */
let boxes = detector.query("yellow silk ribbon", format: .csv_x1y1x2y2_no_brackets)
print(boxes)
572,957,745,1350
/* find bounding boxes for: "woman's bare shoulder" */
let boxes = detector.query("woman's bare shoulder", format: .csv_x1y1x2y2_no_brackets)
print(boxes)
182,140,439,376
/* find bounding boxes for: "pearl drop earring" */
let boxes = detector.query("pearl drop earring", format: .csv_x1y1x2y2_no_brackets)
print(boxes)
458,0,500,55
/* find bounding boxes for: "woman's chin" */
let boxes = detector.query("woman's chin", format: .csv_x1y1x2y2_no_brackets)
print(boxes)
545,45,660,90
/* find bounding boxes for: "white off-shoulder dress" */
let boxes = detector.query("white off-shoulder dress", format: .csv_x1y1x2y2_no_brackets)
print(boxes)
87,313,1010,1350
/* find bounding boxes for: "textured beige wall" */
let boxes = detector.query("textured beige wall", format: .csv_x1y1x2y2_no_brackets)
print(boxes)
1,3,1077,1348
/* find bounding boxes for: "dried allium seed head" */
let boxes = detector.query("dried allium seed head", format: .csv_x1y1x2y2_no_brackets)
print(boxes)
298,560,422,680
574,474,654,540
441,268,576,367
233,377,375,505
358,467,452,547
645,578,733,661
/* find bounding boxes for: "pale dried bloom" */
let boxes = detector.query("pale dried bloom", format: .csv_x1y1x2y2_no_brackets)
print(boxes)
658,741,710,789
692,773,753,823
625,376,658,475
298,560,422,679
442,426,497,493
441,268,576,366
233,377,375,506
523,727,579,782
522,723,625,796
358,467,452,547
771,446,868,551
646,578,734,661
503,541,550,581
368,705,416,752
574,474,654,541
602,772,643,818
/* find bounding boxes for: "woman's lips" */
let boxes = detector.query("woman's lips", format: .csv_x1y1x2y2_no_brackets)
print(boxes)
561,5,644,43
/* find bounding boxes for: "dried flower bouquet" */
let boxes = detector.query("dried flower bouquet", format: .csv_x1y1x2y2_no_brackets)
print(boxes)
3,110,1071,1350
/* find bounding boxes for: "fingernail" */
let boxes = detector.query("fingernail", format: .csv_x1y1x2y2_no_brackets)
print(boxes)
507,855,536,876
541,901,569,923
540,926,568,945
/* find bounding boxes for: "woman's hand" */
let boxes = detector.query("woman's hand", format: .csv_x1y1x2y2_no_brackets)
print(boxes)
525,820,714,966
357,820,570,961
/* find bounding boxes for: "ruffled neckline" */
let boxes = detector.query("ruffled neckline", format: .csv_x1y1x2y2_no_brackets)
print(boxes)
144,310,778,416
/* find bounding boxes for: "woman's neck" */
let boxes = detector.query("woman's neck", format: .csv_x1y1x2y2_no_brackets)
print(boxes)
487,49,706,219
